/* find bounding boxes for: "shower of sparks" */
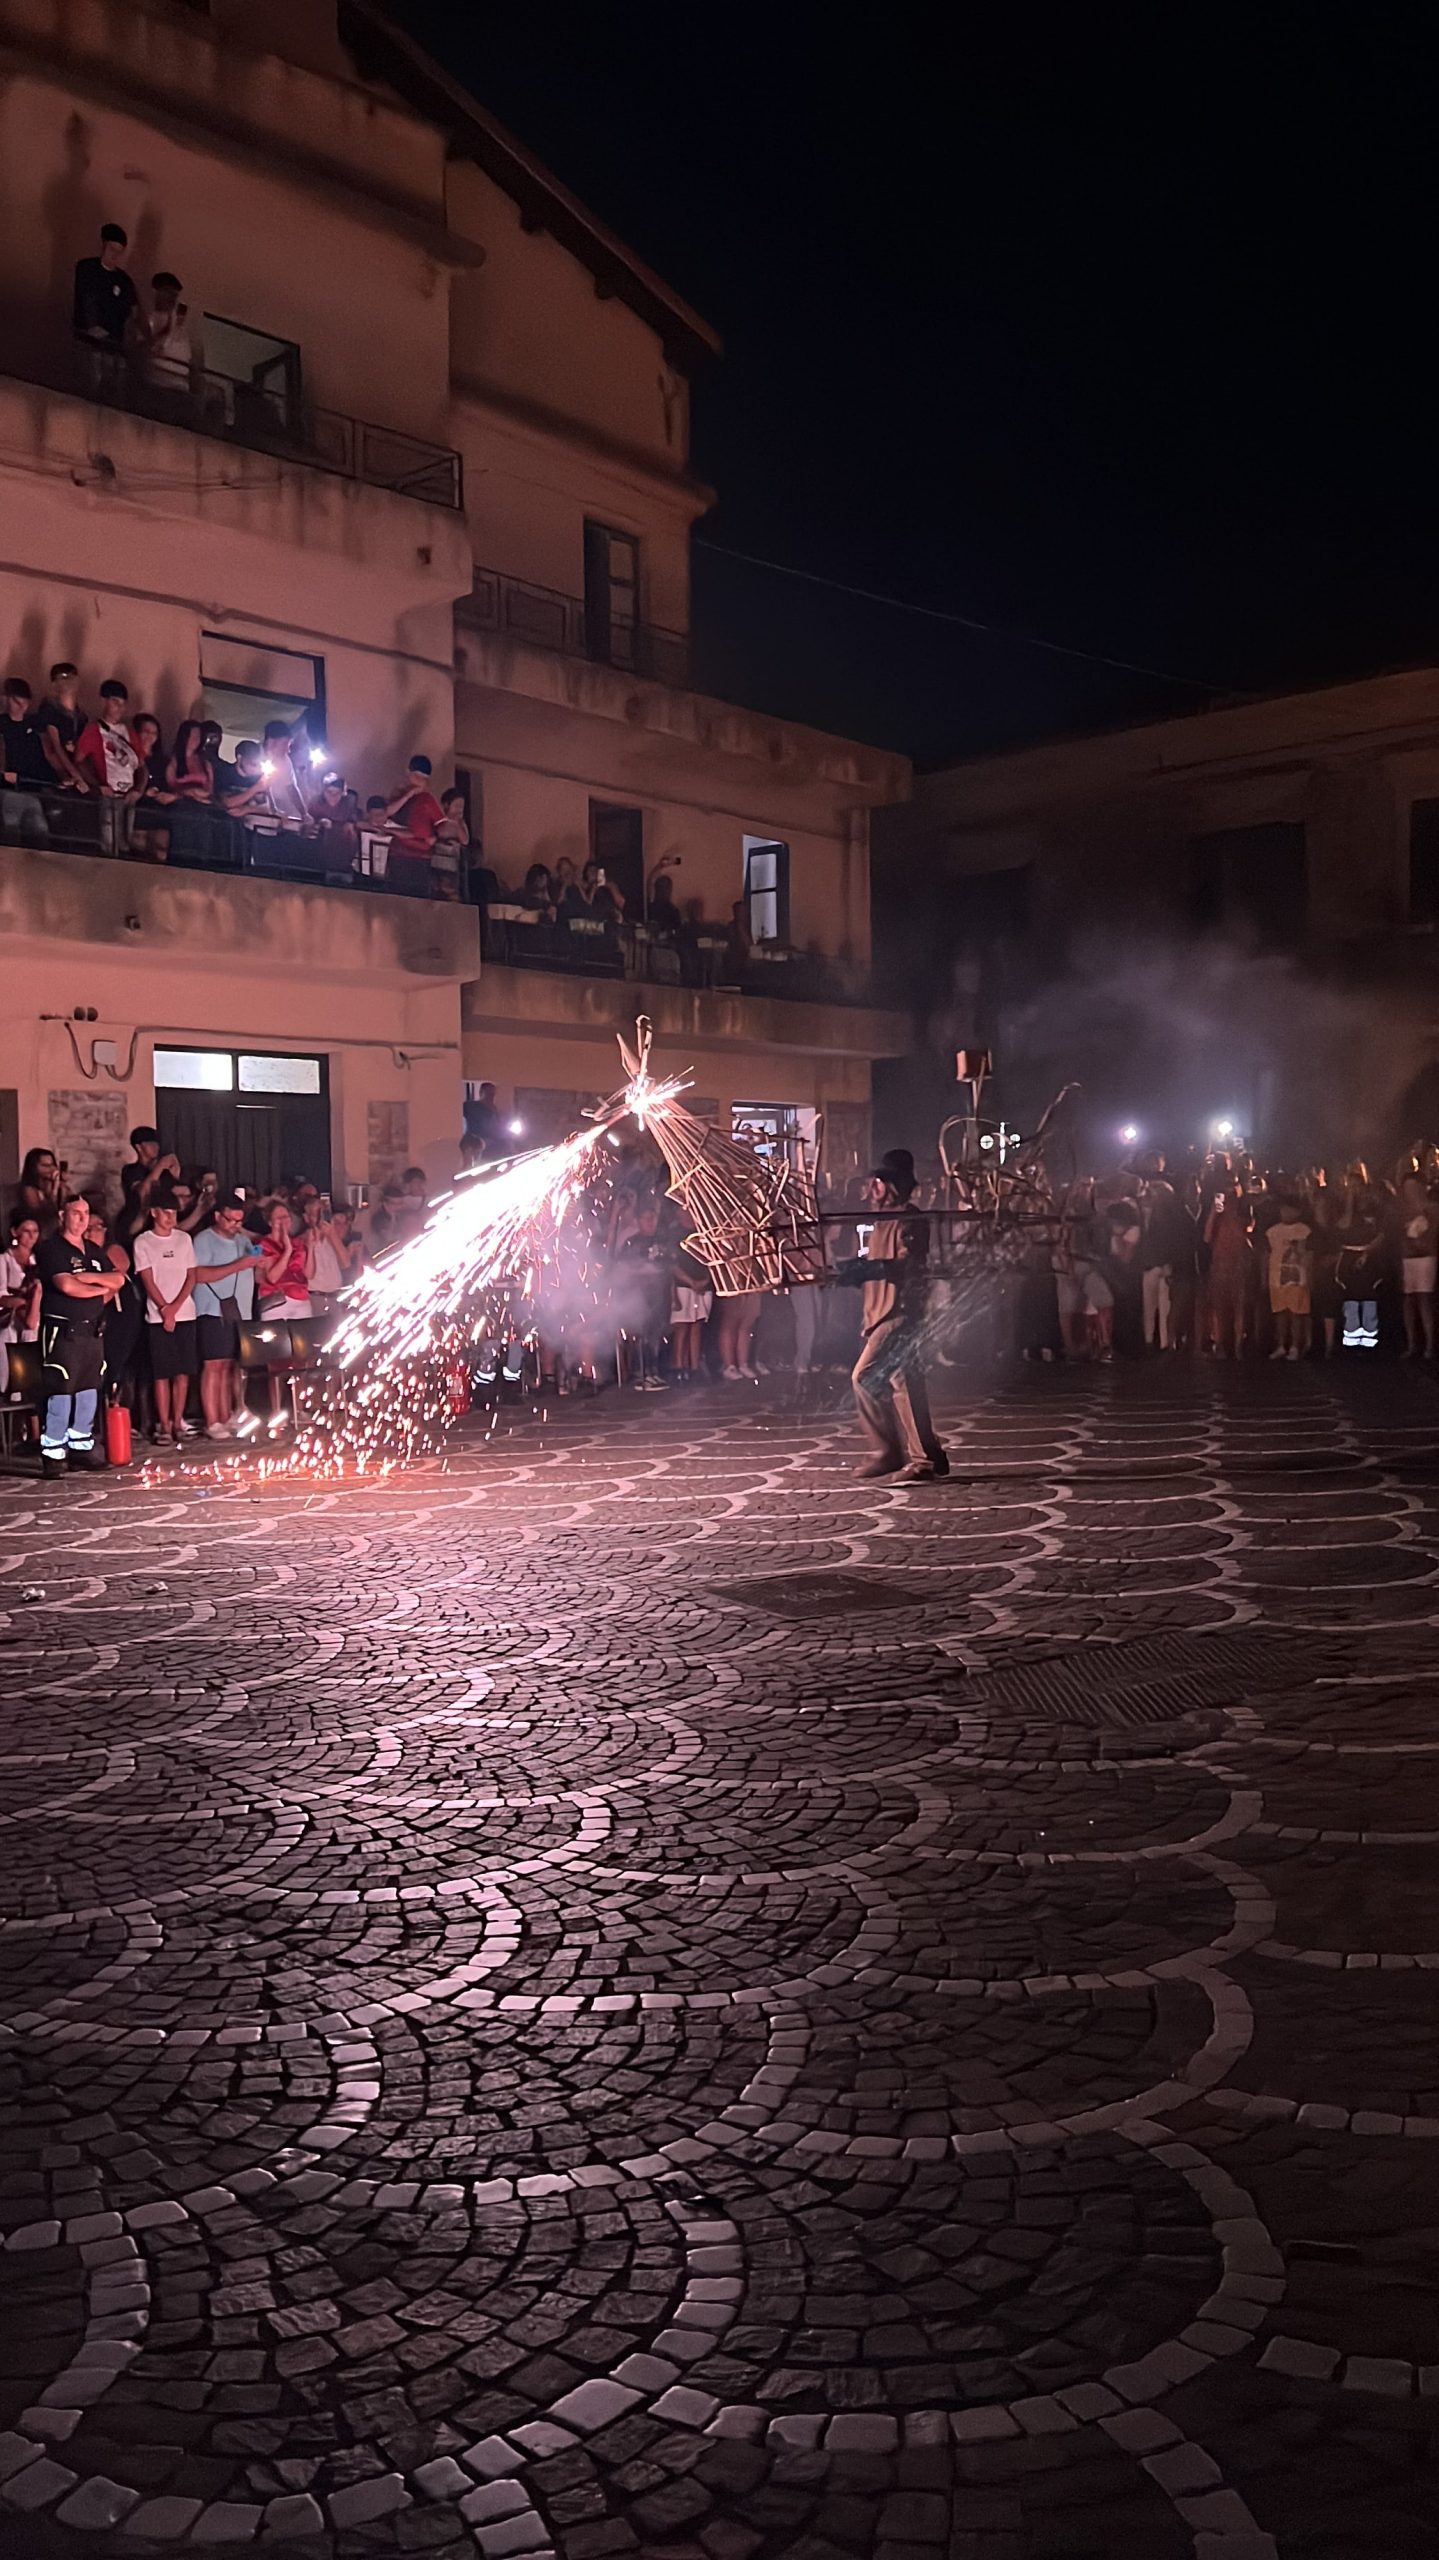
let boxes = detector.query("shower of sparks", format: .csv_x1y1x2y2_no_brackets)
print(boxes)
270,1071,691,1476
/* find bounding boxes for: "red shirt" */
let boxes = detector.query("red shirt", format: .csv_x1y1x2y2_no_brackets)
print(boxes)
393,787,444,853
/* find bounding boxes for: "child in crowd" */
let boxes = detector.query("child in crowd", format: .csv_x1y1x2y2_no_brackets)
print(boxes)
1265,1195,1312,1360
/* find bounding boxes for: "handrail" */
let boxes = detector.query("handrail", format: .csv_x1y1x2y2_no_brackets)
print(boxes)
6,345,463,510
458,566,689,686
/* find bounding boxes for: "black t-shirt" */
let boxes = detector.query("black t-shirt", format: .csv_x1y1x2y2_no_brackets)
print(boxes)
36,1232,108,1332
1,712,49,787
36,699,82,766
74,257,139,344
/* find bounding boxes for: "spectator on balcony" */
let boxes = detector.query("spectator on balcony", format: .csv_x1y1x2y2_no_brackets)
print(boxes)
430,786,469,901
646,868,683,945
305,772,359,878
142,272,195,396
128,712,175,861
263,721,312,826
36,664,90,793
76,681,143,857
726,898,754,974
383,755,445,895
73,223,139,394
522,861,557,918
584,858,625,921
165,718,214,813
199,720,233,797
221,739,274,822
2,677,51,844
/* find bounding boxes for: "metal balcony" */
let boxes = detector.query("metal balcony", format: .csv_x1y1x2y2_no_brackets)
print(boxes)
11,342,463,510
458,567,690,686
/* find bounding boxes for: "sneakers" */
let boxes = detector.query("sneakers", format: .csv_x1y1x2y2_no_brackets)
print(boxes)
72,1447,108,1471
207,1417,234,1440
41,1453,67,1481
721,1365,744,1381
640,1375,670,1392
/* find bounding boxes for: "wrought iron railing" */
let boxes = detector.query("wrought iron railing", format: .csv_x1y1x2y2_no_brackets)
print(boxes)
11,345,463,509
457,568,690,686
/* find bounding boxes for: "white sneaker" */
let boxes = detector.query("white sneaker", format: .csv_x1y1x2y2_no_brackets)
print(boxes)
206,1417,234,1440
721,1365,744,1381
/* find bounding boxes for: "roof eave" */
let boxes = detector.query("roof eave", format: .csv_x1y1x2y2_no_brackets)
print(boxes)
338,0,721,373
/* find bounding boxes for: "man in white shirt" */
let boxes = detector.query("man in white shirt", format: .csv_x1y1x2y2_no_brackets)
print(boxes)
133,1196,198,1446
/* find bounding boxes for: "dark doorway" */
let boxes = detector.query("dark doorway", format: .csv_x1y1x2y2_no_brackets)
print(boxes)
588,801,645,916
154,1049,331,1196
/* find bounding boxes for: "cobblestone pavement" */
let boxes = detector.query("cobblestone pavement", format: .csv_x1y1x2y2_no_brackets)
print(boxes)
4,1363,1439,2559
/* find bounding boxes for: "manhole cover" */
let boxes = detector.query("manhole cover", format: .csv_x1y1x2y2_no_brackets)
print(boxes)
710,1572,922,1618
961,1628,1324,1726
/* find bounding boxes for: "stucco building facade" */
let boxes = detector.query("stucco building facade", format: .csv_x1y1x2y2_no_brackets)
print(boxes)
876,669,1439,1158
0,0,907,1210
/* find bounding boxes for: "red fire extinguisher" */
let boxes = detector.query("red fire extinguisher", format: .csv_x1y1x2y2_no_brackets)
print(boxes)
446,1364,471,1417
105,1400,133,1467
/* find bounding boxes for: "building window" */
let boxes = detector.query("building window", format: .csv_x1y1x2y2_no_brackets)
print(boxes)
583,521,640,668
589,801,645,913
154,1048,233,1090
743,837,790,944
1188,823,1306,946
1410,800,1439,927
200,634,326,762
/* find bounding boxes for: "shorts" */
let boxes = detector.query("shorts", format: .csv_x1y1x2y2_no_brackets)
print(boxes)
146,1323,198,1379
196,1312,240,1365
1082,1269,1114,1312
258,1296,310,1323
1269,1284,1311,1315
1054,1271,1084,1317
1403,1256,1437,1296
671,1284,713,1326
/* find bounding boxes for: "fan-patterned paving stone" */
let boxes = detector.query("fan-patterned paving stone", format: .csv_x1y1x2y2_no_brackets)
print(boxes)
3,1358,1439,2556
779,1977,1217,2139
866,1854,1239,1983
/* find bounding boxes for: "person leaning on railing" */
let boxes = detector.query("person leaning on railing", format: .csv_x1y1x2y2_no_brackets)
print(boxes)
1,675,52,845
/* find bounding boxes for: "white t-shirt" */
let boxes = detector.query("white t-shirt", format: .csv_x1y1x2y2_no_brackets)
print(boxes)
134,1227,198,1322
0,1248,38,1342
310,1232,345,1293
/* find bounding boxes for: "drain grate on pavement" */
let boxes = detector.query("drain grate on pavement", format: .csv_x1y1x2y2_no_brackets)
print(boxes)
960,1627,1327,1727
709,1571,924,1618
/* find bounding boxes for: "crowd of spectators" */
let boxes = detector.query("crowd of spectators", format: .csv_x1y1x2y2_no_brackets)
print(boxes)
2,1129,388,1453
2,663,468,891
1008,1148,1439,1361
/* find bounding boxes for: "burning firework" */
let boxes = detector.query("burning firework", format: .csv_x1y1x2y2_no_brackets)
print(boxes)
257,1022,835,1477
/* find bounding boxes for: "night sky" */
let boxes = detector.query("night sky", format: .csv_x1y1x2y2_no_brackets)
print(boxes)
405,5,1437,769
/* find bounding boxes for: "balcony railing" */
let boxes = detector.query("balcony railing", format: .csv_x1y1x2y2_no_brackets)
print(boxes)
457,568,690,686
478,904,871,1005
8,344,463,510
0,811,871,1003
